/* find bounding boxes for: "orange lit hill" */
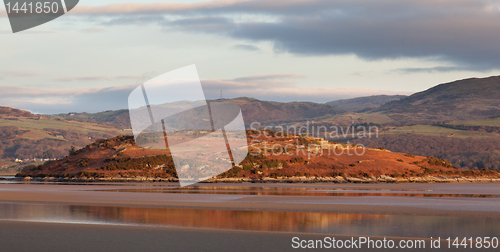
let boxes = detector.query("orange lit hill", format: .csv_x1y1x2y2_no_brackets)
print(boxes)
17,131,500,183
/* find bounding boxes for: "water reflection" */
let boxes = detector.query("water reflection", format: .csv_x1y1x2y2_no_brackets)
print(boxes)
95,186,500,198
0,176,17,184
0,202,498,238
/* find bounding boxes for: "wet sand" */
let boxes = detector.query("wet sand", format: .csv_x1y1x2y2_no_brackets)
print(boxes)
1,182,500,251
0,220,487,252
1,182,500,216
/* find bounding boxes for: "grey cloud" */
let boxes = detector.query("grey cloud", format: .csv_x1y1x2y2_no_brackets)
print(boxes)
81,27,106,33
232,44,260,51
71,0,339,15
78,0,500,71
164,16,235,33
393,66,473,74
226,12,500,70
0,85,136,114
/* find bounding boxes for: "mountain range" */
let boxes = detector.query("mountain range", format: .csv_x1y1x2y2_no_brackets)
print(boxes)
51,75,500,128
53,97,345,129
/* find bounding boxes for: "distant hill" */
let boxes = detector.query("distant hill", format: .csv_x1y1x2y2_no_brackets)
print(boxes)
52,109,131,129
229,97,344,125
379,76,500,124
327,95,407,112
0,106,126,174
53,98,345,128
0,106,36,118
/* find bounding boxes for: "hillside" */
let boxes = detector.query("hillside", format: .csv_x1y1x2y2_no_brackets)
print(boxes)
17,131,498,182
6,75,500,175
52,109,131,129
229,97,344,125
0,106,35,117
0,107,126,174
53,98,344,128
327,95,407,112
379,76,500,124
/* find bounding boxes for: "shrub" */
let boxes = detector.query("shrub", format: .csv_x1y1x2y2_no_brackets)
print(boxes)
78,158,90,167
242,164,253,171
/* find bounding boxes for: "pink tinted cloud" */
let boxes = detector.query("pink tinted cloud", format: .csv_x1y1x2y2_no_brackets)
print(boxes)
53,75,142,81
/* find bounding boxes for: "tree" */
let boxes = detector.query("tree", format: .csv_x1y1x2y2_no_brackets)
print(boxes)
69,146,76,156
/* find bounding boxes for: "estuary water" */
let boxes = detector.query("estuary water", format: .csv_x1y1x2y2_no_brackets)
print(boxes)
0,182,499,239
0,202,499,238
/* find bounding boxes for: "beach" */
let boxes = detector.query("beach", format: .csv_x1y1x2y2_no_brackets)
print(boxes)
1,182,500,251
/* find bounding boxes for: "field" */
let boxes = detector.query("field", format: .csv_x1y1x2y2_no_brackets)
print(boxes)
383,125,500,139
448,117,500,127
0,115,129,174
318,112,394,125
0,117,124,140
285,112,394,128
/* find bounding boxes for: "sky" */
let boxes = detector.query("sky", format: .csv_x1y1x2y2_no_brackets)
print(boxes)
1,0,500,114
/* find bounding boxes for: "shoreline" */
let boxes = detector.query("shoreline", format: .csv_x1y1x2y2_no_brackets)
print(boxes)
11,175,500,183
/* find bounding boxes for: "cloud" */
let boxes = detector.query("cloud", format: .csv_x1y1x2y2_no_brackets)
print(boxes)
54,76,109,81
201,74,408,102
102,15,165,26
81,27,106,33
392,66,473,74
53,75,142,81
232,44,260,51
0,84,136,114
115,75,144,79
166,16,234,32
232,74,304,82
71,0,349,15
69,0,500,71
0,73,409,114
0,70,37,77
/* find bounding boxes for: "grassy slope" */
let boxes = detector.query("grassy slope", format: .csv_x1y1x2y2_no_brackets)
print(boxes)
318,112,394,126
0,115,128,174
0,117,123,140
448,117,500,127
379,76,500,124
327,95,407,112
51,109,131,129
383,125,500,139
